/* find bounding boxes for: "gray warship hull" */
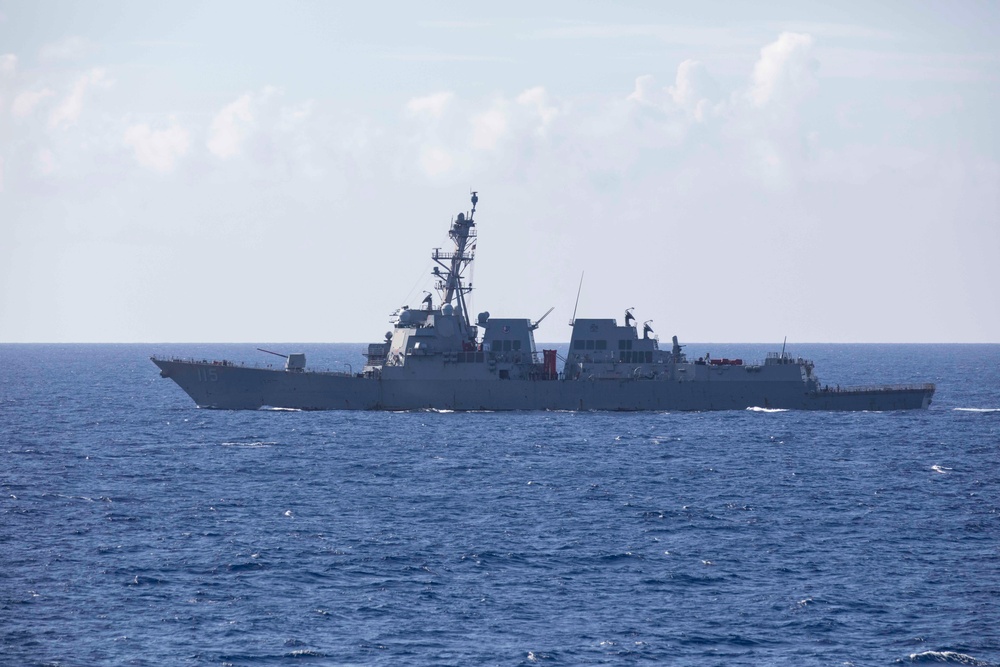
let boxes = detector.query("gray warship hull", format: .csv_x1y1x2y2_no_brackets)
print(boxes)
153,192,935,412
151,357,934,411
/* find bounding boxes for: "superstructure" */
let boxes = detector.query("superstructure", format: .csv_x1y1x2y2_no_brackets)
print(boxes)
153,193,934,411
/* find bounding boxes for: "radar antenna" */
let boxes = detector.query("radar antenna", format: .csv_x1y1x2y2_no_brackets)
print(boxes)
431,191,479,335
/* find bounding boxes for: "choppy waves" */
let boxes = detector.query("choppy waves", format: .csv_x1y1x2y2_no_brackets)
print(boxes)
3,343,1000,666
906,651,996,666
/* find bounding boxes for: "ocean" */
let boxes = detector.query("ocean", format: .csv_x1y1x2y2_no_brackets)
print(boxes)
2,343,999,666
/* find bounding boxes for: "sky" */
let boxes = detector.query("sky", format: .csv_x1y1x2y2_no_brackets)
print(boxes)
1,0,998,343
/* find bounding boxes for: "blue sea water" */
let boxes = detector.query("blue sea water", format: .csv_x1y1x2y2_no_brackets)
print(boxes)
2,343,999,667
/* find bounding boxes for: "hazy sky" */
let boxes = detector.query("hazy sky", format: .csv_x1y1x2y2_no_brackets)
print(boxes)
1,1,998,343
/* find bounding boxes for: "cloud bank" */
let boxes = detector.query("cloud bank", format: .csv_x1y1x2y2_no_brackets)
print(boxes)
1,29,996,343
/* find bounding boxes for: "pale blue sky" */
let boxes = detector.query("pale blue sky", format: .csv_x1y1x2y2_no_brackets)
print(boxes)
1,1,998,342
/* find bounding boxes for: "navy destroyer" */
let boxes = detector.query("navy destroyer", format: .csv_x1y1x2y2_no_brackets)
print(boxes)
152,193,934,411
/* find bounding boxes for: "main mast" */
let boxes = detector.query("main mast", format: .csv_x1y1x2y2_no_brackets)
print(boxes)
431,191,479,337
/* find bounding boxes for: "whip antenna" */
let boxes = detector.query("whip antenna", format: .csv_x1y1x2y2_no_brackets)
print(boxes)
569,272,584,326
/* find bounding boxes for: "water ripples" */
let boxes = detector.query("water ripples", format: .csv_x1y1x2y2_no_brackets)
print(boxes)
3,344,1000,665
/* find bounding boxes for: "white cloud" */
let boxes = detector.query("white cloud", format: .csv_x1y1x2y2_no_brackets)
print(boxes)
49,68,112,129
402,86,563,179
516,86,558,132
669,60,719,120
471,106,508,150
723,32,821,190
207,93,255,158
748,32,817,108
402,92,464,179
627,62,719,121
627,74,662,106
0,53,15,76
0,155,4,193
405,91,454,118
394,34,827,193
123,118,191,172
12,88,55,118
203,86,317,166
469,87,559,151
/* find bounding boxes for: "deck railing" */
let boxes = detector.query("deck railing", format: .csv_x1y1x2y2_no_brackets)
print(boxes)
150,356,352,376
821,383,935,394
